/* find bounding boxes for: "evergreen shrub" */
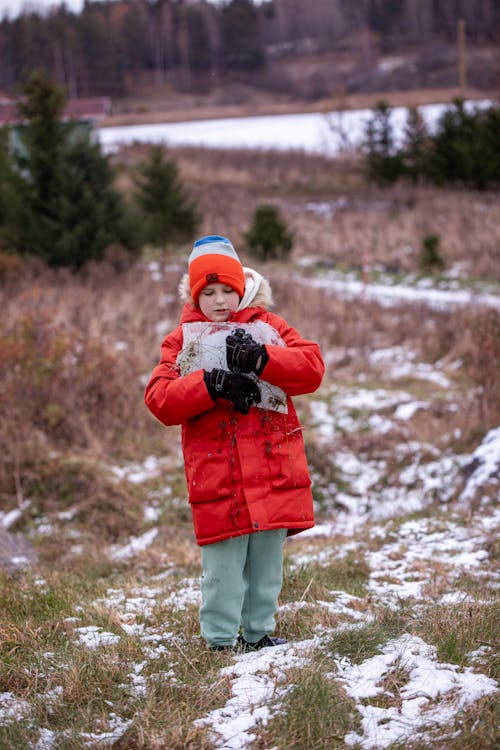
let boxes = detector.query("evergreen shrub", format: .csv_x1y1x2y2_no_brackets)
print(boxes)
133,145,200,247
0,71,139,268
420,233,445,272
363,99,500,190
244,204,293,261
362,100,405,185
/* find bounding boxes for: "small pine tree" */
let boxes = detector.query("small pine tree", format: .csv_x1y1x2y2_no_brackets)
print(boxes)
244,204,293,262
0,71,137,268
363,100,404,185
402,106,431,183
134,146,200,247
420,233,445,273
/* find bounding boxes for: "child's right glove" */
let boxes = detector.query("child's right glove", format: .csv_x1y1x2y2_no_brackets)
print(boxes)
204,369,261,415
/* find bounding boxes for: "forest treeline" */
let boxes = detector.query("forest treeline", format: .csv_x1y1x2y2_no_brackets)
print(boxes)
0,0,499,99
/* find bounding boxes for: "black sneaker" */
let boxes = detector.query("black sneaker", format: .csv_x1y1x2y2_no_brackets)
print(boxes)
208,643,236,652
239,634,288,651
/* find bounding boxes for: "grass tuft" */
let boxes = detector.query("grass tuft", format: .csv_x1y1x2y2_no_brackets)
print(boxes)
253,654,361,749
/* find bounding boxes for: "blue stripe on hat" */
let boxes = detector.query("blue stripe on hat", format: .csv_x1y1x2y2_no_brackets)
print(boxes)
193,235,231,247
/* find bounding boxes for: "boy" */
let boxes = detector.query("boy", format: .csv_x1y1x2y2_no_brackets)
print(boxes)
145,235,324,651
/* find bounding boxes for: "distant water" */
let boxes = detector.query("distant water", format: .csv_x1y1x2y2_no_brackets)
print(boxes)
98,100,491,156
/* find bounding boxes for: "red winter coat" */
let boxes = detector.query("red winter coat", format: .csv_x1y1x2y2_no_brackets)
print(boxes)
145,295,324,546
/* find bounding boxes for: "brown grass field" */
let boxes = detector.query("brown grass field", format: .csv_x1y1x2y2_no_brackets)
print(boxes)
0,141,498,749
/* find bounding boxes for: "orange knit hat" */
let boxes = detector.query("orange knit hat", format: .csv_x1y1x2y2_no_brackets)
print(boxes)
188,235,245,304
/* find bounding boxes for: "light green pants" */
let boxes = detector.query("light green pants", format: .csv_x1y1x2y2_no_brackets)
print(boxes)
200,528,288,648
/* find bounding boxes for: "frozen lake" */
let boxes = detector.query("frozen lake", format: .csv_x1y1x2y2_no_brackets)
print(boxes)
98,100,491,156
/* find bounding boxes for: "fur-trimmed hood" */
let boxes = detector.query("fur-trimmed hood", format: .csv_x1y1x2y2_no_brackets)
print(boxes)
178,266,274,311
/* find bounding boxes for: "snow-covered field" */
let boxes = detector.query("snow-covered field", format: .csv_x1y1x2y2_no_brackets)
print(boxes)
98,100,493,156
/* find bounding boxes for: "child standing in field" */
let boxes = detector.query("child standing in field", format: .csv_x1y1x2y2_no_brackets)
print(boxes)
145,235,324,651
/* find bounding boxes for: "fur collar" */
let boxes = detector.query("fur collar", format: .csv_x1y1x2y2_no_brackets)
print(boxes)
178,266,273,310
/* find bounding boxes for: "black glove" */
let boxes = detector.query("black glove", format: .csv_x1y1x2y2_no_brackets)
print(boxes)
204,369,262,415
226,328,269,375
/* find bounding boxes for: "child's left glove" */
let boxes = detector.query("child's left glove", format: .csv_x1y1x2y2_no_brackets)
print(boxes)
226,328,269,375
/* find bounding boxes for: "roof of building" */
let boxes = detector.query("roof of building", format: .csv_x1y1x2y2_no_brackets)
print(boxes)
0,96,112,125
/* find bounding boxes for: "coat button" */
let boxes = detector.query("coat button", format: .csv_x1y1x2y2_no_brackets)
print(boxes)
254,522,259,529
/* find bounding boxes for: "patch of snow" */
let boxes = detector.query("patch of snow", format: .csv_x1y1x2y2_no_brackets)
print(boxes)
109,454,169,484
438,591,474,605
124,663,147,698
369,347,453,387
367,514,498,605
11,554,31,567
310,400,335,439
109,527,158,561
98,586,163,618
0,692,30,726
34,521,55,536
80,713,131,746
34,728,56,750
313,447,463,530
305,197,349,215
394,401,429,420
337,634,497,749
155,318,172,336
459,427,500,504
144,505,162,522
196,638,317,750
75,626,120,649
163,579,201,609
0,501,31,529
301,272,500,311
368,414,394,433
44,686,63,711
336,388,413,411
398,454,467,501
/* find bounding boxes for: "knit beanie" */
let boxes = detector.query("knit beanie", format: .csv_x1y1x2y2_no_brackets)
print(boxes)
188,235,245,304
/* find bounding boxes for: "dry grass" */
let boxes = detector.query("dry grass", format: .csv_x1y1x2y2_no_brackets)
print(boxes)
0,143,498,749
110,143,500,280
1,222,497,537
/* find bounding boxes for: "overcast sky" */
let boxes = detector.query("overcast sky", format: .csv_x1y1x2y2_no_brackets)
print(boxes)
0,0,264,21
0,0,84,18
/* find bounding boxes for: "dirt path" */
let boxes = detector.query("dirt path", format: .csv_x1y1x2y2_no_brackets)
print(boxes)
100,86,491,128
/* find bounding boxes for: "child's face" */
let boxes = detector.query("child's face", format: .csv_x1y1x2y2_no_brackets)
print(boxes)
198,282,240,321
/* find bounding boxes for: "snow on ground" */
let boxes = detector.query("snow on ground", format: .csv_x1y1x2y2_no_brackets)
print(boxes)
0,692,31,727
74,626,121,649
196,638,317,750
297,271,500,311
366,510,499,605
109,527,159,561
459,426,500,504
98,100,492,157
337,634,497,749
1,279,498,748
109,455,173,484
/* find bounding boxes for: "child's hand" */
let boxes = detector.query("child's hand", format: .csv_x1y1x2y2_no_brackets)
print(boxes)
204,369,261,414
226,329,268,375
